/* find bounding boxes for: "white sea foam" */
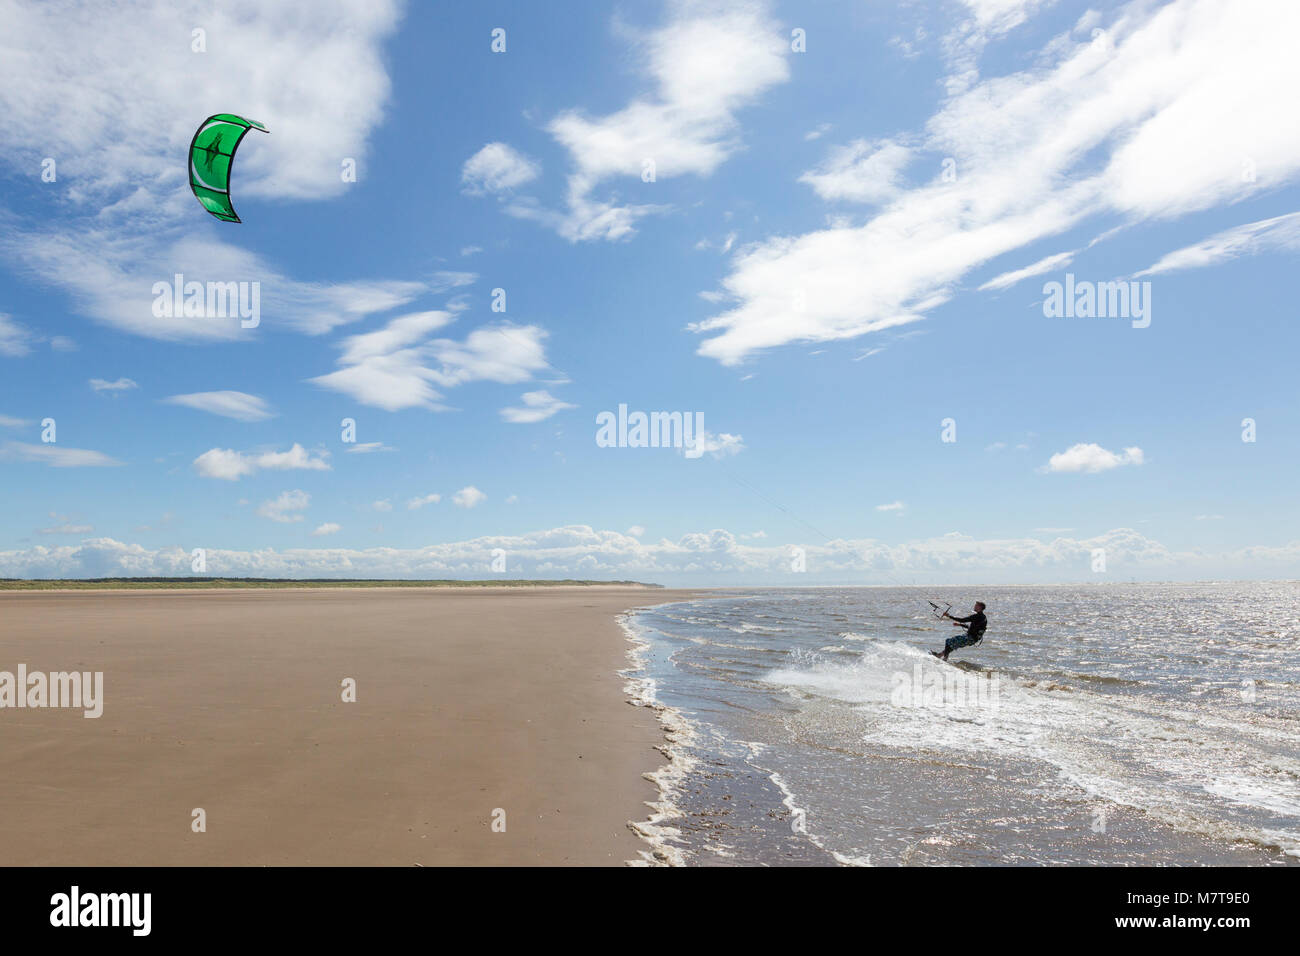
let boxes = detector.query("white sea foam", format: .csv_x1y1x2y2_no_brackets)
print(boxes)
764,639,1300,857
619,609,701,867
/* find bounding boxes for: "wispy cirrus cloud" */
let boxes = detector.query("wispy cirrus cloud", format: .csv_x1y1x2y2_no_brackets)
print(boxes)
89,377,138,393
162,390,274,421
37,512,95,535
980,250,1076,291
9,232,437,341
1135,210,1300,277
0,441,122,467
345,442,396,454
694,0,1300,364
0,314,32,356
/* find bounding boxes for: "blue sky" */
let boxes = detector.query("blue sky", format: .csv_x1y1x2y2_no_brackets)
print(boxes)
1,0,1298,585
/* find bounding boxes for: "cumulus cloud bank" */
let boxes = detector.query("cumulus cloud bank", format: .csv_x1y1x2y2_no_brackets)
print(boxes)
1,525,1292,585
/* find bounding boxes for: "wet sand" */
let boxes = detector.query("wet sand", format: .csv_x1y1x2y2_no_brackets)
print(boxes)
0,587,698,865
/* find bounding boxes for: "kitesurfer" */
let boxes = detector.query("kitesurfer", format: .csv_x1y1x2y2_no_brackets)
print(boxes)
931,601,987,661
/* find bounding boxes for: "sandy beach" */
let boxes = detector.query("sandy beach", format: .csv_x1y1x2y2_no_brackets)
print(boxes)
0,586,698,865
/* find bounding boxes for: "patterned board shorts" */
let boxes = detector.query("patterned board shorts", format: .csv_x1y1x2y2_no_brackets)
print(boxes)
945,632,983,652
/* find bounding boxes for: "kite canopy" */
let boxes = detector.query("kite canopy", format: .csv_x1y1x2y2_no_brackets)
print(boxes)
188,113,269,223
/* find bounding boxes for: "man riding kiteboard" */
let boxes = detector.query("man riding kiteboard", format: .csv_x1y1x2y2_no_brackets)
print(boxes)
931,601,987,661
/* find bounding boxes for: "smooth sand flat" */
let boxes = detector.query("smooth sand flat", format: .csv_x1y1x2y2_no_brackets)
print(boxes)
0,587,697,865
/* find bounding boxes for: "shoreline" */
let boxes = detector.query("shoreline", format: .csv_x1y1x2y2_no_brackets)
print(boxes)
618,608,702,865
0,587,702,865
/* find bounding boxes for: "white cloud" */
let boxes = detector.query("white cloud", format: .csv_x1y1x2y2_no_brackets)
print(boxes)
345,442,395,454
427,325,550,387
258,490,311,524
9,231,432,341
310,311,552,412
1136,210,1300,277
453,486,487,509
162,391,274,422
0,441,121,467
500,390,577,424
312,523,341,536
980,250,1077,291
0,1,401,206
627,525,646,537
0,2,426,342
2,525,1293,584
406,494,441,510
372,499,393,512
876,501,906,513
37,523,95,535
0,414,31,428
192,443,331,481
698,232,739,254
1045,443,1144,474
958,0,1054,36
693,0,1300,364
494,0,789,241
799,139,912,204
308,311,456,411
0,314,32,357
49,335,77,352
688,430,744,458
460,143,540,195
90,377,138,392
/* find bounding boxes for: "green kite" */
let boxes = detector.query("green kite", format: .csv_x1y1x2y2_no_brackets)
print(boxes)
188,113,269,223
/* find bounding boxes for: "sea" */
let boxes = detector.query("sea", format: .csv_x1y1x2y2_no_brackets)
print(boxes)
620,583,1300,866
